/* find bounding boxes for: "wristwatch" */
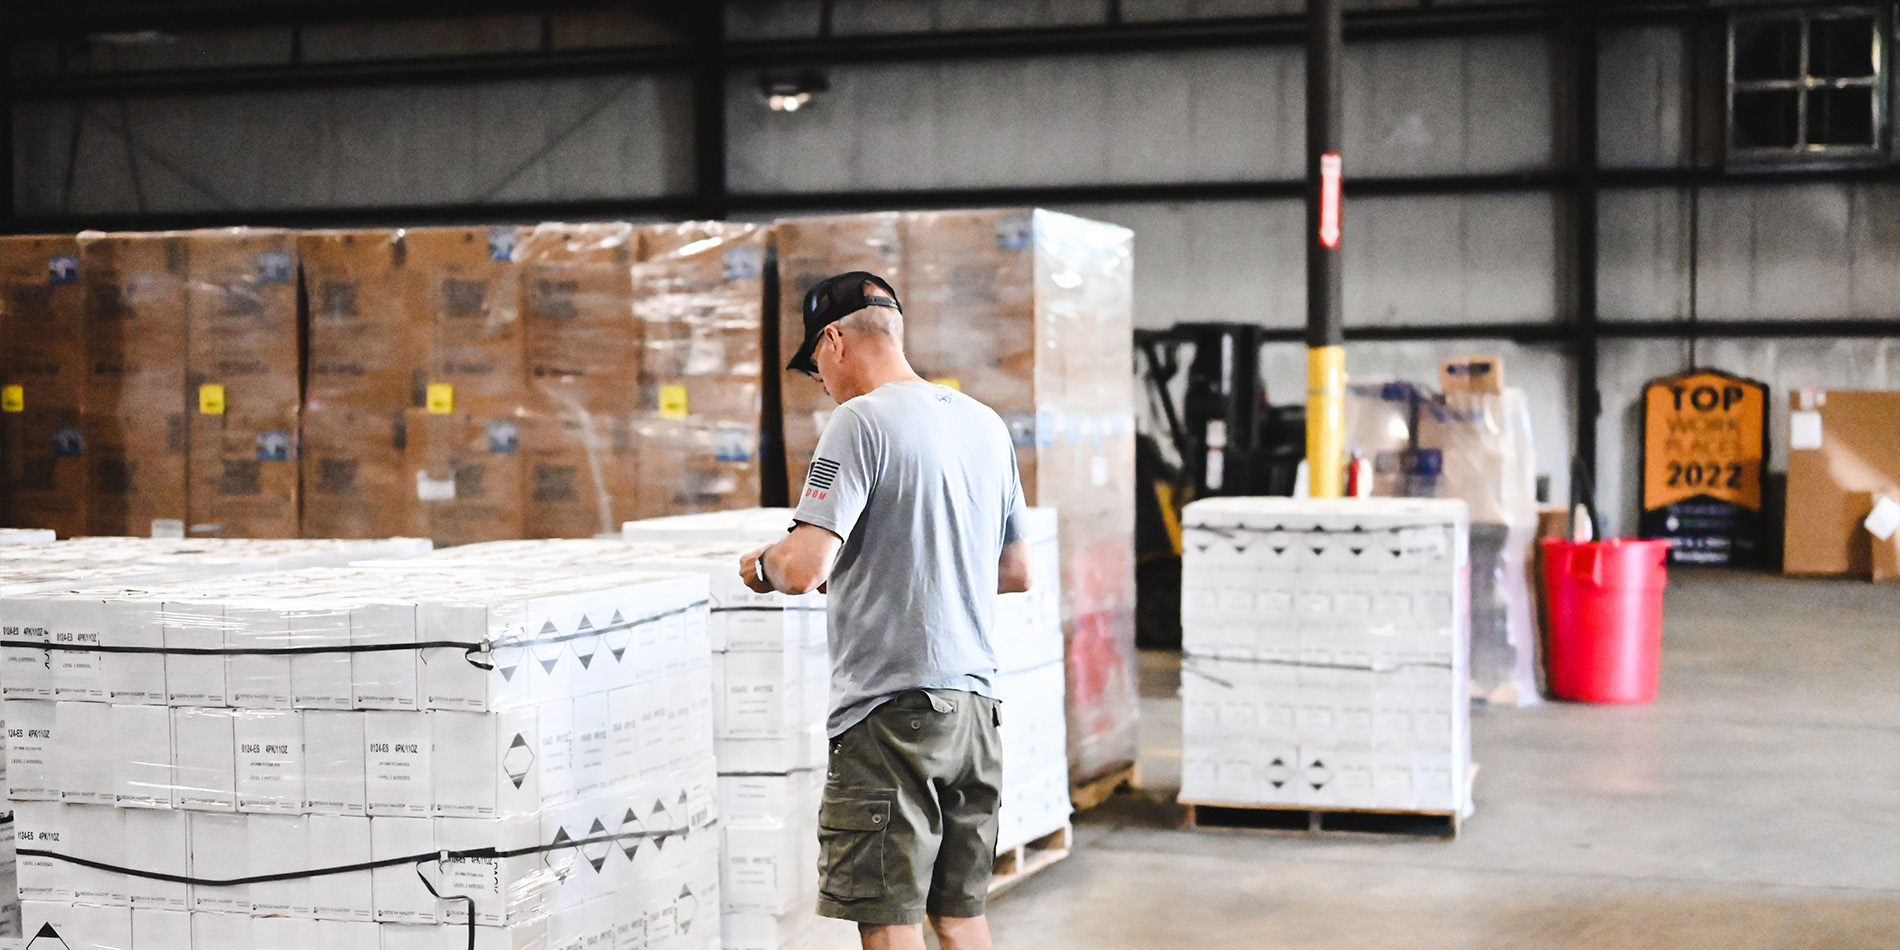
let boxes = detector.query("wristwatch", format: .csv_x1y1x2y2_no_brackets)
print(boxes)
756,550,776,592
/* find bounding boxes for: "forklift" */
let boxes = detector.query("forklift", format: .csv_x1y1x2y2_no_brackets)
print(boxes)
1134,323,1305,649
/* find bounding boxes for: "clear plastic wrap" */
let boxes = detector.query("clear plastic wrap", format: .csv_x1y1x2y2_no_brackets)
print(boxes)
631,223,770,522
1179,497,1475,817
512,224,643,538
1,563,719,950
0,234,90,538
1344,382,1542,706
774,209,1139,785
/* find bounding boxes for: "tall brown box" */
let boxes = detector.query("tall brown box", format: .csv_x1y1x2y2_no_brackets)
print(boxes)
775,209,1138,783
518,223,640,416
631,222,769,520
185,228,301,539
411,227,529,414
403,406,525,547
518,402,638,539
1784,389,1900,576
79,232,191,537
0,235,89,536
299,229,429,538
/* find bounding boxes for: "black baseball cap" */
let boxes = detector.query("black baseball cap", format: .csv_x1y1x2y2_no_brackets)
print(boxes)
787,271,903,376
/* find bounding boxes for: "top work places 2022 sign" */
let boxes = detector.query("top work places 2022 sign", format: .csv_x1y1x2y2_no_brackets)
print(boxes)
1640,370,1770,566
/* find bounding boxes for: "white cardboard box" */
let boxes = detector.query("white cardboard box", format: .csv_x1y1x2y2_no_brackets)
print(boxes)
55,701,115,805
365,711,433,818
370,816,440,924
4,700,56,800
116,703,176,808
308,814,374,922
188,812,250,914
172,707,237,812
123,808,190,911
249,813,313,918
303,710,368,816
432,708,539,819
235,708,306,814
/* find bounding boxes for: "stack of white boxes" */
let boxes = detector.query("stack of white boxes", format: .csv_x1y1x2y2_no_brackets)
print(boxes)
401,518,839,950
990,511,1072,854
0,562,721,950
1178,498,1473,817
0,536,434,946
623,512,837,950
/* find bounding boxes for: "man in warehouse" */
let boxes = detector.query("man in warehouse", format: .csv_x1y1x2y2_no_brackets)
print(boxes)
739,271,1033,950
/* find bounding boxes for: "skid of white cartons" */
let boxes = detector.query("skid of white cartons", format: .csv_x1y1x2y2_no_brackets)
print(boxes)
0,546,723,950
1178,498,1474,821
0,537,436,945
991,510,1071,857
389,516,840,950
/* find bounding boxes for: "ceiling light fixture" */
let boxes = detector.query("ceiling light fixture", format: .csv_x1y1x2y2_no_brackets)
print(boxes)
760,70,829,112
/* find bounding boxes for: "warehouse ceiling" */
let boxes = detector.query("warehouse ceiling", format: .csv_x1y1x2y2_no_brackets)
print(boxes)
9,1,699,42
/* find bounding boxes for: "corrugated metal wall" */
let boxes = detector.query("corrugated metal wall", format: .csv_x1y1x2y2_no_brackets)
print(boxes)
8,2,1892,532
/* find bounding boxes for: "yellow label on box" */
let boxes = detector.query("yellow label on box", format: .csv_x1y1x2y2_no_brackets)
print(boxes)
426,383,455,414
198,383,226,415
0,385,21,413
659,384,689,420
932,378,962,392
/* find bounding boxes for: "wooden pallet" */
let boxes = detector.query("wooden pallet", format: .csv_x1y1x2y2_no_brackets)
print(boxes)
1070,761,1140,812
988,823,1072,898
1183,801,1462,838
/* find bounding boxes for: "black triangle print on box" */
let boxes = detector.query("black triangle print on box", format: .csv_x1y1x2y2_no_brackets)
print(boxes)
26,922,71,950
606,609,631,662
571,615,597,669
502,735,535,789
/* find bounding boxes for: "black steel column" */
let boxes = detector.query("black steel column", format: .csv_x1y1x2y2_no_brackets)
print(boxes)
1572,5,1600,524
692,2,729,220
1304,0,1345,498
0,19,13,227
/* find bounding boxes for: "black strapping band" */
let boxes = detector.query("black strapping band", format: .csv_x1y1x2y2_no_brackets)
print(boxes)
21,821,707,950
0,599,712,673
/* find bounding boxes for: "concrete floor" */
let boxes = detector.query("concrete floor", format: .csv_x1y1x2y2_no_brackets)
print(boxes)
985,571,1900,949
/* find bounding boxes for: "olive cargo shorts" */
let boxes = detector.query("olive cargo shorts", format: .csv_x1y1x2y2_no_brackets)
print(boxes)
817,689,1003,925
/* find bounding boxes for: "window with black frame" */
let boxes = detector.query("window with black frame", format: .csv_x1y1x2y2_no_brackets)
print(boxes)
1728,8,1887,164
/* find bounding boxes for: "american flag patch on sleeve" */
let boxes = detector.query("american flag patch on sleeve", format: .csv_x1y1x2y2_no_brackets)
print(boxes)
805,458,841,499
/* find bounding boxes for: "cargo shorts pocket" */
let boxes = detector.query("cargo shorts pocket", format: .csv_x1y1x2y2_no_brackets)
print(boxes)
819,795,891,900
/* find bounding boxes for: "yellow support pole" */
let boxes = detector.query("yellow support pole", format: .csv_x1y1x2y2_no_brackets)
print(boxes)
1306,345,1345,499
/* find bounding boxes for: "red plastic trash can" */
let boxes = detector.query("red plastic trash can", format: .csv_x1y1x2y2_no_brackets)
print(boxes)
1539,538,1670,704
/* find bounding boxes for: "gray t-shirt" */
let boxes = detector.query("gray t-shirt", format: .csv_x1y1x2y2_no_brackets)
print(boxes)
793,380,1028,737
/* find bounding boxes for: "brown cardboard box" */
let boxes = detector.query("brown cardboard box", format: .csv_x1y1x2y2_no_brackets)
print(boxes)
185,229,301,538
300,405,409,539
409,226,528,414
630,222,768,518
774,209,1139,781
0,235,89,536
298,229,428,538
518,403,638,539
79,232,191,537
403,407,525,547
518,223,639,416
1783,389,1900,576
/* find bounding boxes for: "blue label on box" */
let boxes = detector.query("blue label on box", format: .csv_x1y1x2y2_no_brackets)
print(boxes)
256,253,294,284
52,426,84,456
256,430,293,461
488,229,518,262
723,246,763,281
488,420,519,454
48,255,79,285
